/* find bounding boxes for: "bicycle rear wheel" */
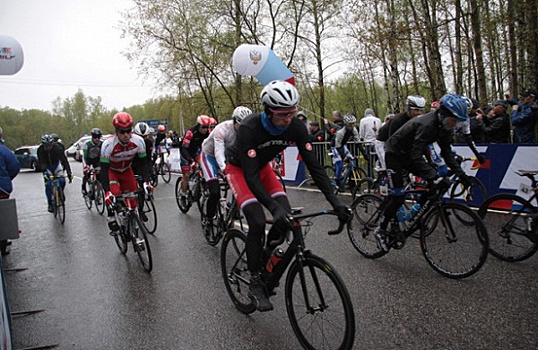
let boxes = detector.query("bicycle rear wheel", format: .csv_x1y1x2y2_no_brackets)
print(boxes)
83,187,92,210
349,194,387,259
150,164,159,187
478,194,537,262
285,253,355,350
114,229,128,254
449,176,488,208
94,182,106,215
175,176,191,213
221,229,256,314
130,215,153,273
353,177,376,198
161,163,171,183
420,202,488,279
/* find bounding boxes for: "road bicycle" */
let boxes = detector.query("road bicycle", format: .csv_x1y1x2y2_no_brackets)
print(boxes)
175,164,203,214
478,170,538,262
350,178,489,279
221,210,355,350
82,167,105,215
135,175,158,234
332,155,368,198
46,174,68,224
153,152,171,184
199,175,244,246
111,190,153,273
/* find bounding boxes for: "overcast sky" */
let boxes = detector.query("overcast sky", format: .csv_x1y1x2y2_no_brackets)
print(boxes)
0,0,160,112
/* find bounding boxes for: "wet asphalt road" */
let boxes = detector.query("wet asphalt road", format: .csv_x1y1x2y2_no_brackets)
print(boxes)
3,159,538,350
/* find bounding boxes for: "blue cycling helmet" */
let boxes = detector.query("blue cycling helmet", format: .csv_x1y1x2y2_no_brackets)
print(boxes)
440,93,469,121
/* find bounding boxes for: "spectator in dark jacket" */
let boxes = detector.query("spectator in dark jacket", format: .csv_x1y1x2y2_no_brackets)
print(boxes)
308,121,325,143
0,130,21,255
510,89,537,143
477,100,511,143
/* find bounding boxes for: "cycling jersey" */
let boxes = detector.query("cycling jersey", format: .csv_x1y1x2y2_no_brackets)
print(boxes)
100,134,147,173
227,112,340,213
83,140,103,167
37,143,72,175
202,120,235,172
180,125,209,163
377,111,411,142
334,126,359,155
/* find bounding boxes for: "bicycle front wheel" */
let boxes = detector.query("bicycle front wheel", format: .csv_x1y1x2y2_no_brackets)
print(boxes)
57,187,66,224
83,188,92,210
94,182,106,215
141,195,158,234
349,194,387,259
220,229,256,314
175,176,190,213
130,215,153,273
285,254,355,350
478,194,537,262
420,202,488,279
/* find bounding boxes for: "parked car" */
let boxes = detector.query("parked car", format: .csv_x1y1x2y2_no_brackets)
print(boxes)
68,134,111,162
65,143,77,159
14,145,42,172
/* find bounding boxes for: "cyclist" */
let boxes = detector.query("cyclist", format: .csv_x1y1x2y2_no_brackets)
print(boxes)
134,122,154,162
375,95,426,169
331,113,360,190
374,93,473,251
178,115,212,207
82,128,104,197
100,112,153,235
226,80,350,312
323,110,344,144
200,106,252,240
133,122,155,221
209,117,218,132
37,134,73,212
153,124,168,164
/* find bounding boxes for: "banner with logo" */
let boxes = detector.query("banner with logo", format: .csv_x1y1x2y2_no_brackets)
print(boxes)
0,35,23,76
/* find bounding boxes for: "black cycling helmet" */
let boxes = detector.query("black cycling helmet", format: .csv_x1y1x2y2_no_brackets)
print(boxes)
41,134,53,145
91,128,102,138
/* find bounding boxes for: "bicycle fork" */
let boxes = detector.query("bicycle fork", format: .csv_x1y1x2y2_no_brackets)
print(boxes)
295,251,327,314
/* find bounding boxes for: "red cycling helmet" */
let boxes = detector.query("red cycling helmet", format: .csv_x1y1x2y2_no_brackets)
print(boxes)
113,112,133,129
209,117,217,126
196,115,212,127
157,124,166,132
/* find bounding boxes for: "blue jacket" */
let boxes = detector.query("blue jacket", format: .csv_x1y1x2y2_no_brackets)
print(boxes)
511,103,538,143
0,144,20,196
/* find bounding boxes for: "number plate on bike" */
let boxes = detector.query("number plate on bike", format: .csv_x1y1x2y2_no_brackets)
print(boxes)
519,183,533,195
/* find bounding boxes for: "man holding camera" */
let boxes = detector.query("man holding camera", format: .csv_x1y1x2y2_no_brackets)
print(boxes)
510,89,538,144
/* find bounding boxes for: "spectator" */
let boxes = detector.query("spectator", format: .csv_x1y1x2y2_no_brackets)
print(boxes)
308,121,325,143
324,110,344,144
296,111,308,127
476,100,511,143
468,98,486,143
359,108,382,176
510,89,538,143
0,127,21,255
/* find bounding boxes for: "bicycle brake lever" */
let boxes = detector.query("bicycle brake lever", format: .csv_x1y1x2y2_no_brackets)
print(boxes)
328,219,346,235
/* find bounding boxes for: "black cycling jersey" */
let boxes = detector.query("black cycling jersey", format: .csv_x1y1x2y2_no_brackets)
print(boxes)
180,125,209,161
37,143,72,174
84,140,103,166
377,111,410,142
385,110,463,180
227,113,340,213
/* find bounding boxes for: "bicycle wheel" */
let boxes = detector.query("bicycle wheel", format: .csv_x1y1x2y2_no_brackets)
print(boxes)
150,164,159,187
348,194,387,259
57,187,66,224
114,226,128,254
353,177,376,198
450,176,488,208
478,194,538,262
420,202,488,279
285,253,355,350
130,215,153,273
324,164,335,182
161,163,171,183
83,185,92,210
220,229,256,314
175,176,191,213
94,182,106,215
141,195,158,234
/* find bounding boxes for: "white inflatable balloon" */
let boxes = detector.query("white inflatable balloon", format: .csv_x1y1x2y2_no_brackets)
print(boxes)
0,35,24,75
233,44,294,86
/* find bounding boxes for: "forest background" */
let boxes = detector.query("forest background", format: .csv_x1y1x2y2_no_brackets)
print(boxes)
0,0,536,149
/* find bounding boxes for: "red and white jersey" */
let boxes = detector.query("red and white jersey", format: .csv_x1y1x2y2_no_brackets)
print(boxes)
100,134,147,172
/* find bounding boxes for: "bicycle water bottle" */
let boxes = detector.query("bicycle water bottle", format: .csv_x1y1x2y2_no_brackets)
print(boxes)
266,248,284,273
397,205,411,222
409,203,421,218
188,177,196,192
379,171,388,196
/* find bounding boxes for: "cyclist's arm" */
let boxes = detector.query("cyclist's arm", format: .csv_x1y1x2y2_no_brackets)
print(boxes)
439,135,464,177
410,128,438,181
57,145,71,174
213,125,228,172
180,130,194,162
37,145,48,171
100,158,110,192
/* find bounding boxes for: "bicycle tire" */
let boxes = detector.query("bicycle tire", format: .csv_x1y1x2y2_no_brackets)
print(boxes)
220,229,256,314
285,253,355,350
478,193,538,262
175,176,191,213
353,177,376,198
84,187,93,210
150,164,159,187
57,187,66,224
449,176,488,208
348,194,387,259
94,182,106,215
114,227,128,254
161,163,171,183
420,202,488,279
130,215,153,273
324,164,335,183
141,195,158,234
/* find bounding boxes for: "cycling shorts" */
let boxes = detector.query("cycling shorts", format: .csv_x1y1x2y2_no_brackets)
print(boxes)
200,152,219,182
225,163,286,210
108,167,138,208
180,152,200,172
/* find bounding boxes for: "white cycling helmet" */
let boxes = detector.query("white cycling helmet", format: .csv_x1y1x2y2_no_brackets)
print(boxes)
260,80,300,108
343,113,357,125
232,106,252,123
407,95,426,110
134,122,151,136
